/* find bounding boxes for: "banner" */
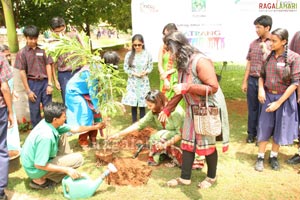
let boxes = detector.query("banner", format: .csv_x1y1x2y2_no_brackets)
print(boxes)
132,0,300,62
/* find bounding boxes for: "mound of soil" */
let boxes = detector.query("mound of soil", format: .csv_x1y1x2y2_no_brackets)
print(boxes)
102,127,155,186
116,127,154,151
108,157,152,186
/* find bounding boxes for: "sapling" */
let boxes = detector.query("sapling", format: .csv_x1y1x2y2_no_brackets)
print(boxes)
45,31,126,151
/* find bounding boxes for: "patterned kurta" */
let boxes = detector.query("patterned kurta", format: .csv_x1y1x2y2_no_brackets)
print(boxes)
122,50,153,107
165,54,230,156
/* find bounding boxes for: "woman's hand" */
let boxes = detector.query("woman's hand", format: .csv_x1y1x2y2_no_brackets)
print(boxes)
107,133,120,141
160,71,168,80
155,142,166,150
140,71,148,77
163,79,170,90
258,88,266,104
266,101,280,112
158,111,168,122
173,84,183,95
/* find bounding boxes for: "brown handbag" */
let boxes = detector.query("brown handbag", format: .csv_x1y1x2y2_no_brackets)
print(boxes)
192,86,222,137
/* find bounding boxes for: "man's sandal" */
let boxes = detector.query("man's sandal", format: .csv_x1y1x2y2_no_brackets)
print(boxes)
29,179,55,190
197,177,217,189
167,178,191,187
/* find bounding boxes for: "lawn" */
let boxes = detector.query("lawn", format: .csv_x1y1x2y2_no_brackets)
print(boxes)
7,62,300,200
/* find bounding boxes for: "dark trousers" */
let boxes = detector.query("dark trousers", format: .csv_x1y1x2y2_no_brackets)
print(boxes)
247,76,260,137
58,70,78,103
0,107,9,195
181,149,218,180
28,79,52,128
131,106,146,123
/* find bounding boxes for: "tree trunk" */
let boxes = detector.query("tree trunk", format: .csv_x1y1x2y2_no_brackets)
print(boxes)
1,0,29,122
1,0,19,53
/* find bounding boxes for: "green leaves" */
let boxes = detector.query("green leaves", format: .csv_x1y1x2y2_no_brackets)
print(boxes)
45,32,126,118
20,0,131,33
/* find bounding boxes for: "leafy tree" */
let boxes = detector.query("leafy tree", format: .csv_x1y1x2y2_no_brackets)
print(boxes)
20,0,132,35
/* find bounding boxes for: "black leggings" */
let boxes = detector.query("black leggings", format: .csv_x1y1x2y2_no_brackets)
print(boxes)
181,149,218,180
131,106,146,123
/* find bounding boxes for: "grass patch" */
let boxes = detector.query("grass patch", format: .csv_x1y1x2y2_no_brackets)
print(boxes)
9,62,300,200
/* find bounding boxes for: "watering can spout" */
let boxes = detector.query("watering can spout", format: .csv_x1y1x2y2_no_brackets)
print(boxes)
62,163,117,199
94,163,117,188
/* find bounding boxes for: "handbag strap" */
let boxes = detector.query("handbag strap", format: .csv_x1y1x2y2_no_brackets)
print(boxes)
205,86,208,108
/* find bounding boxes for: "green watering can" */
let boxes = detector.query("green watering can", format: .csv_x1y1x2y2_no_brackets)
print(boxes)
62,163,117,199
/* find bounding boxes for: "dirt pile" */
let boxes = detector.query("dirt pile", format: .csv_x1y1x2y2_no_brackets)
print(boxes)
102,127,155,186
116,127,154,150
108,157,152,186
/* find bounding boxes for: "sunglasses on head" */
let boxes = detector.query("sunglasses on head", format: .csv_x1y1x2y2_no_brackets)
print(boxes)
146,90,160,102
53,26,66,34
133,44,143,47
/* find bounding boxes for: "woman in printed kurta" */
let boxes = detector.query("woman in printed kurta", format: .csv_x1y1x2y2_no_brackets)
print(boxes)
110,90,204,168
121,34,153,123
255,28,300,172
158,31,229,189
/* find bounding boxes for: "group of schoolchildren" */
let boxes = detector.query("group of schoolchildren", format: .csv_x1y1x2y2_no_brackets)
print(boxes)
242,15,300,172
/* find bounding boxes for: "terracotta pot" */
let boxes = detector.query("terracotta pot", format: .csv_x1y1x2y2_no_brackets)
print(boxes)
95,149,113,163
8,150,21,173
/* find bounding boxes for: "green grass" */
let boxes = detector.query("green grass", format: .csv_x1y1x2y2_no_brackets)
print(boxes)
9,62,300,200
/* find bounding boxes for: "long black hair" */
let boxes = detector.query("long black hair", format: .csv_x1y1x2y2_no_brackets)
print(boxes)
163,31,201,72
260,28,290,82
128,34,145,68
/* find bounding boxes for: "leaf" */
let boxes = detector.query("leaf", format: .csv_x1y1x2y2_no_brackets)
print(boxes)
45,32,126,118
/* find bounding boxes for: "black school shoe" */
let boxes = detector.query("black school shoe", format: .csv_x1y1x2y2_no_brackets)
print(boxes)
0,193,7,200
269,157,280,171
254,157,264,172
246,135,255,143
286,154,300,165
